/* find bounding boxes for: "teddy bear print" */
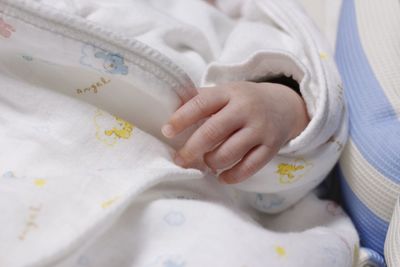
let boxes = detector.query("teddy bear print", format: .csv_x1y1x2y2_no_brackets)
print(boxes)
94,109,134,146
104,117,133,139
276,158,313,184
80,43,129,75
94,51,128,75
254,193,285,211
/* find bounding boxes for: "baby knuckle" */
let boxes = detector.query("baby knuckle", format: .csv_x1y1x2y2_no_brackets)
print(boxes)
246,126,262,139
217,148,235,165
204,155,217,170
191,95,208,113
240,162,257,177
181,148,197,162
201,123,221,143
264,136,280,151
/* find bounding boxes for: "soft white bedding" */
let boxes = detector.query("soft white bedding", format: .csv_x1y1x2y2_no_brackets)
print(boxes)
0,1,358,266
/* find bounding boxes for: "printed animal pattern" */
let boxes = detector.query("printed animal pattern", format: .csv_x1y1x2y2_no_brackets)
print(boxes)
95,51,128,75
254,193,284,211
277,164,304,179
104,117,134,139
276,158,313,184
94,109,134,146
0,17,15,38
80,44,129,75
0,16,355,267
2,171,15,178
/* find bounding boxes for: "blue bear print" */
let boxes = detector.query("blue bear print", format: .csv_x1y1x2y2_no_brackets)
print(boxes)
2,171,15,178
254,193,284,212
94,51,128,75
80,43,129,75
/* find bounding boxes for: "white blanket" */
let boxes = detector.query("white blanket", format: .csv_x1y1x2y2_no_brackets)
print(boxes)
0,0,358,266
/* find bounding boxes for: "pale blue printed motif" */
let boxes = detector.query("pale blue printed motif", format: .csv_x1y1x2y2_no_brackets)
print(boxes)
80,44,128,75
163,211,185,226
146,256,185,267
2,171,15,178
254,193,284,212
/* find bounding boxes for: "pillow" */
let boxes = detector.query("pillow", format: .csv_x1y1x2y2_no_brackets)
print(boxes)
335,0,400,266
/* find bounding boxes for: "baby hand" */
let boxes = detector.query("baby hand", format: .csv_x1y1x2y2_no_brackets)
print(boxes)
161,81,309,184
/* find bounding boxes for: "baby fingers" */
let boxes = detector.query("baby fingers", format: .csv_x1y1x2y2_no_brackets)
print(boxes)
218,144,276,184
204,127,260,171
174,106,242,168
162,88,228,138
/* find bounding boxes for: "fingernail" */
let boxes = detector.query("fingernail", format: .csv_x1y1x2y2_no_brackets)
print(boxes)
174,155,185,167
161,124,175,138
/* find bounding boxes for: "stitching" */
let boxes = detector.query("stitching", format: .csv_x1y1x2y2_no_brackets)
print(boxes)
0,1,194,100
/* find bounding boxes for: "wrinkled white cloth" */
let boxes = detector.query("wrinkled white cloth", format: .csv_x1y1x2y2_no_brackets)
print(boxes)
0,0,358,266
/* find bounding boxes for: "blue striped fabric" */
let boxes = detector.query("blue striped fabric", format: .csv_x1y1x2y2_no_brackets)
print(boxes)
336,0,400,183
335,0,400,265
339,169,388,255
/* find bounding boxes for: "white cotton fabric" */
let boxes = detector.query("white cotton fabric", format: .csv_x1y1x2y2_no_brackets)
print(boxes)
0,0,358,266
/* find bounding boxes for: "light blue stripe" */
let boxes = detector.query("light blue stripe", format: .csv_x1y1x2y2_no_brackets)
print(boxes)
335,0,400,183
362,248,387,267
339,167,388,258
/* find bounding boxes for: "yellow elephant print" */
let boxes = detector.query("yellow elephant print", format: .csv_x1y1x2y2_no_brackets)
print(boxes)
276,158,313,184
94,109,134,146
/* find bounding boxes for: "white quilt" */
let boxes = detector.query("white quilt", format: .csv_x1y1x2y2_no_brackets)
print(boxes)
0,0,359,266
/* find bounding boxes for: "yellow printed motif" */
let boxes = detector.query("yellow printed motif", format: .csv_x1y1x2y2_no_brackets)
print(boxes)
34,178,47,188
276,158,313,184
275,246,286,257
94,109,134,146
277,164,304,179
319,52,329,60
101,196,120,209
104,117,133,139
